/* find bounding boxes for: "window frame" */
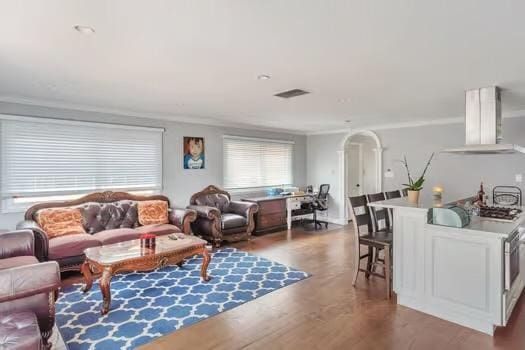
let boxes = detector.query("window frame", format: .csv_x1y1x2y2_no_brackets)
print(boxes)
0,114,165,213
222,135,295,191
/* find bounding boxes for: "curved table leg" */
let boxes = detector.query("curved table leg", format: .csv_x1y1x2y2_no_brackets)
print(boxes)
200,248,211,282
81,261,93,293
100,267,113,315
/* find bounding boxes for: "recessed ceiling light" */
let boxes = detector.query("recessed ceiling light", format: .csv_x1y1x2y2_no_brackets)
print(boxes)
338,98,351,103
345,120,351,124
257,74,271,80
74,25,95,35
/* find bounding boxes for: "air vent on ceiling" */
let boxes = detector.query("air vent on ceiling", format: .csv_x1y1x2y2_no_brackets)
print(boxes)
274,89,310,99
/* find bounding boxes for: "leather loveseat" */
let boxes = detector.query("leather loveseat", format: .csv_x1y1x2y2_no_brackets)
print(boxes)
188,185,258,247
17,191,197,272
0,230,60,349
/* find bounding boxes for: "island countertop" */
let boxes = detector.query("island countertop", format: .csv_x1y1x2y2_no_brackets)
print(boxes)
368,197,524,238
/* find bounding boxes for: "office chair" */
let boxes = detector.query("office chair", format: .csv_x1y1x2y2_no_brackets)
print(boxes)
310,184,330,229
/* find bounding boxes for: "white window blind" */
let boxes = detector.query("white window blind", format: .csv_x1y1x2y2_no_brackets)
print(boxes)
1,116,163,199
223,135,293,189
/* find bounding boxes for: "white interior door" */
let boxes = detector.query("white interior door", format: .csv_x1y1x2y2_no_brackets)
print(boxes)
347,143,362,197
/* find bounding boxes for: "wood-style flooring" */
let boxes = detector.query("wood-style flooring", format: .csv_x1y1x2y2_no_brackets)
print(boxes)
139,225,525,350
64,224,525,349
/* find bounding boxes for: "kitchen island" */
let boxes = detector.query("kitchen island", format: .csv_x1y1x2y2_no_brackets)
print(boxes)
369,196,525,335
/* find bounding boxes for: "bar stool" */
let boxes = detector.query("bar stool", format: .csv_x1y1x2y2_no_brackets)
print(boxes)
366,192,391,232
384,190,402,223
348,195,393,299
385,190,402,200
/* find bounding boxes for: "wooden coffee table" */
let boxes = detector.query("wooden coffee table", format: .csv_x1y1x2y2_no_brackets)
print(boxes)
81,234,211,314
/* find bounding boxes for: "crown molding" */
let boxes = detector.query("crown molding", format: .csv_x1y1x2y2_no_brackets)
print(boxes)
306,110,525,136
3,94,525,137
0,95,306,136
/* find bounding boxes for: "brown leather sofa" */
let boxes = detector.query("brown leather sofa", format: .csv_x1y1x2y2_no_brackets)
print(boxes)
0,230,60,349
188,185,258,247
17,191,197,272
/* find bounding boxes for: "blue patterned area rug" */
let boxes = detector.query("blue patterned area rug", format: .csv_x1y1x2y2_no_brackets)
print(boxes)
56,247,310,350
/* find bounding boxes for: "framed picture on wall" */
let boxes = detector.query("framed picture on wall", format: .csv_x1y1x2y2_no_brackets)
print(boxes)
183,137,205,169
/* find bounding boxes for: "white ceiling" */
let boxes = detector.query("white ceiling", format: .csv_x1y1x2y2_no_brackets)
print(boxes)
2,1,525,134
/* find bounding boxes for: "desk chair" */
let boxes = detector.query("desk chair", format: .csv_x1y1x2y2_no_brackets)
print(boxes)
309,184,330,229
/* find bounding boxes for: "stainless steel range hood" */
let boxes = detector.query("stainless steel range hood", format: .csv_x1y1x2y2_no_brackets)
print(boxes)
443,86,525,154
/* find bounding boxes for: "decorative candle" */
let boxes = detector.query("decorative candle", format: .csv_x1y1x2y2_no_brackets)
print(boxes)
432,186,443,200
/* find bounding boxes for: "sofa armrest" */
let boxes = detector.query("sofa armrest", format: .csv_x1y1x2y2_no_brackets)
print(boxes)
0,230,34,259
228,201,258,219
16,220,49,262
187,205,221,220
0,261,60,303
168,208,197,234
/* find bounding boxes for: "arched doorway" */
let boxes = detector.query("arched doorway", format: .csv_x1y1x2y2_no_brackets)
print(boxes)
339,130,383,222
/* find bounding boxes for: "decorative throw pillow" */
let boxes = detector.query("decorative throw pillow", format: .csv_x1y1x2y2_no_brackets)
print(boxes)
37,208,86,238
138,200,169,226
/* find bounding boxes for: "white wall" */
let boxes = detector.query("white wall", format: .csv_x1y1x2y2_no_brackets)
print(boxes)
377,119,525,199
0,102,307,230
306,133,344,220
307,117,525,223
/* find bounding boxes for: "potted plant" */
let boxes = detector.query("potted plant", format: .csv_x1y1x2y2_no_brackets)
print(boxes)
401,153,435,203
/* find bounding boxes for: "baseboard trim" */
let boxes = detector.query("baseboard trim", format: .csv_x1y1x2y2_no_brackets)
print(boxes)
323,216,347,225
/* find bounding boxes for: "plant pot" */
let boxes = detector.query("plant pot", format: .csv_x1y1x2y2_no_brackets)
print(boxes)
407,190,420,203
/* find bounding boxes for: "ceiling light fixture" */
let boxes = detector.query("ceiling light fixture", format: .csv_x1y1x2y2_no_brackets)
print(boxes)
344,120,351,124
74,25,95,35
257,74,271,80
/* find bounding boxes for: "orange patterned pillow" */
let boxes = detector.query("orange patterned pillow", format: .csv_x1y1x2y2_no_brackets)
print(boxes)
37,208,86,238
138,200,169,226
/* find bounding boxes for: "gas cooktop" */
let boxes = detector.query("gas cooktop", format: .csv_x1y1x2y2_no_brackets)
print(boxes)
479,206,523,222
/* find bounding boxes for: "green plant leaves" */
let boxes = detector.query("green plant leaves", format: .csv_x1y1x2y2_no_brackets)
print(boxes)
401,152,434,191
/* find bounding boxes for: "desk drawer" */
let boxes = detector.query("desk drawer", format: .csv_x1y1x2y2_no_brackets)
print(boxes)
258,213,286,229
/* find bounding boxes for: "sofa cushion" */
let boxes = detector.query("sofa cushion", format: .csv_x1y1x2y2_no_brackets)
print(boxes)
136,224,181,236
36,207,86,238
221,213,247,230
0,312,41,350
48,234,101,260
79,201,139,234
138,200,169,225
0,256,38,270
92,228,141,245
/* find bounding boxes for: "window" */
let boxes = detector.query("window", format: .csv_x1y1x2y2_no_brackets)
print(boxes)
1,115,163,212
223,135,293,190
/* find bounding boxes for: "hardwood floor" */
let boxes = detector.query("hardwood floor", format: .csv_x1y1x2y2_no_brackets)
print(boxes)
62,225,524,349
131,225,524,350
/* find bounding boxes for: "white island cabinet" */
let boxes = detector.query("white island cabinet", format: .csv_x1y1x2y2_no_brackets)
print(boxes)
368,197,525,335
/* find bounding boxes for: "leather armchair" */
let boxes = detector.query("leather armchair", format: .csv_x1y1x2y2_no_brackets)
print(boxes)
0,230,60,349
169,208,198,234
188,185,258,247
14,221,49,263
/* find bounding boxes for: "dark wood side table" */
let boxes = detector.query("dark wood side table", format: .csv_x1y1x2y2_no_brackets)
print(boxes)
242,197,287,234
81,235,211,314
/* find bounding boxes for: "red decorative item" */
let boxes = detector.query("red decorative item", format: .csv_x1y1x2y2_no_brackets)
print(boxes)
139,233,156,249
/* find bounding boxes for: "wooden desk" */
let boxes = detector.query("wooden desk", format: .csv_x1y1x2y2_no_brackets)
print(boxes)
242,194,314,234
